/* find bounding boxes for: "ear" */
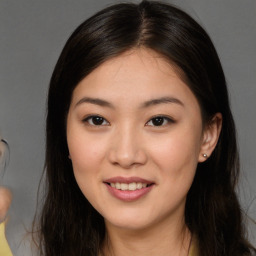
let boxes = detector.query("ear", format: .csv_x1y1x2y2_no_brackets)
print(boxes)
198,113,222,162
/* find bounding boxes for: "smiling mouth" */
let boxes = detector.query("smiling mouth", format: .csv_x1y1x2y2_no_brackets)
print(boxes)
105,182,153,191
104,177,155,201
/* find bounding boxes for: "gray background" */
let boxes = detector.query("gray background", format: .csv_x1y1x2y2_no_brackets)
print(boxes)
0,0,255,255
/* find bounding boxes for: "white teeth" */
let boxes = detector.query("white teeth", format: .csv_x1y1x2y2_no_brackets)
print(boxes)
128,182,136,191
116,182,121,189
137,182,142,189
109,182,150,191
120,183,128,190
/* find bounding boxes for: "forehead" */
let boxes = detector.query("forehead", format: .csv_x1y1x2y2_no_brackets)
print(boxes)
70,48,199,112
82,49,184,87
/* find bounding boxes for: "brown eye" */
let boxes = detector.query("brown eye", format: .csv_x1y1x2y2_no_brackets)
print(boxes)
83,115,109,126
146,116,173,127
151,117,165,126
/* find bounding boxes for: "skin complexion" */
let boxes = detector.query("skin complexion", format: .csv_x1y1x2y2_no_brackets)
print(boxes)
67,49,221,256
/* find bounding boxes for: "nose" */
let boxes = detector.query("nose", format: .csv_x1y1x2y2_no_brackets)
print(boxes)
108,125,147,169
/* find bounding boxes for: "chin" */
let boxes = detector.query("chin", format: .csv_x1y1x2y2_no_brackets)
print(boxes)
106,218,151,231
102,209,159,232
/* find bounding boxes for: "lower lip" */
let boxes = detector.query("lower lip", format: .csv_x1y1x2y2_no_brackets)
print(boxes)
105,183,154,202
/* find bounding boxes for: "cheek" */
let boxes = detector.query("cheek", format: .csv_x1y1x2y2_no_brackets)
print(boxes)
67,131,108,189
67,136,106,209
148,133,201,210
147,127,202,181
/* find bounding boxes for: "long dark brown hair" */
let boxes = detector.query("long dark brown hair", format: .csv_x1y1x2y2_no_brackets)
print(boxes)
33,1,256,255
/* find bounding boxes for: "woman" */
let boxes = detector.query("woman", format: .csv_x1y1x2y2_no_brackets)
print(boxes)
33,1,256,255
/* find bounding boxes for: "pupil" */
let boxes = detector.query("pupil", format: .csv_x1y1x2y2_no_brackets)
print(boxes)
92,116,104,125
152,117,164,126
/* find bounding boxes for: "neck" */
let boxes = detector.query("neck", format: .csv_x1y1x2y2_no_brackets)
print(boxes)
101,216,191,256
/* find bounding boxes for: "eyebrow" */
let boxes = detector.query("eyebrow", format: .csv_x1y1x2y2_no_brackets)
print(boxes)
141,96,184,108
75,96,184,109
75,97,114,108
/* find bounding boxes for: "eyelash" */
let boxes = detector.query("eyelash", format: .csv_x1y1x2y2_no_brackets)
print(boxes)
82,115,175,127
83,115,110,126
146,116,175,127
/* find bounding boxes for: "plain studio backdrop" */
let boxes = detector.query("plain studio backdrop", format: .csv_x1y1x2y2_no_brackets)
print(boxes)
0,0,255,255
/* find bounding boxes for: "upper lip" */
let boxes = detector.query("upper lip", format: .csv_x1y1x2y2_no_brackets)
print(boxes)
104,176,154,184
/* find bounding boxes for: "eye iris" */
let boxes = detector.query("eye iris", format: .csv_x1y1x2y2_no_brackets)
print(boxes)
152,117,164,126
92,116,104,125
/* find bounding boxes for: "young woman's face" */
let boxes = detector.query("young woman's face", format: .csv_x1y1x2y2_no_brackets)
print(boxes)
67,49,207,231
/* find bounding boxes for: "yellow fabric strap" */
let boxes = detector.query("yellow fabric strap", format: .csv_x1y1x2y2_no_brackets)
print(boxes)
0,221,13,256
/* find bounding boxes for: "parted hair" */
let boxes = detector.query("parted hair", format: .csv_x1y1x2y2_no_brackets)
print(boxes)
33,1,256,255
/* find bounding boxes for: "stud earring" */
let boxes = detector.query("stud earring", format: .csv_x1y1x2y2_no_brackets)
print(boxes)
202,153,208,158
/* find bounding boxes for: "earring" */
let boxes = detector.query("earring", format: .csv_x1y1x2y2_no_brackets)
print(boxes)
202,153,208,158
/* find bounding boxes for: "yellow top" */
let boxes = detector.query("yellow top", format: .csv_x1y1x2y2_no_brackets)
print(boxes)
0,221,13,256
189,237,199,256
